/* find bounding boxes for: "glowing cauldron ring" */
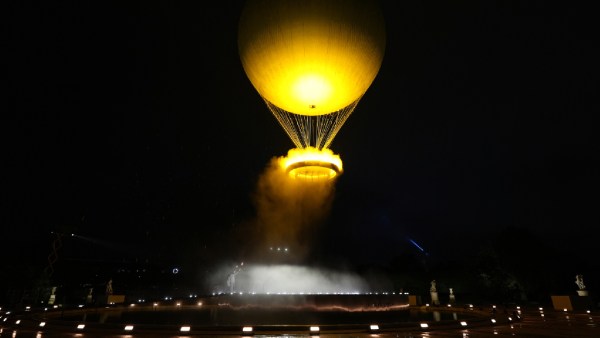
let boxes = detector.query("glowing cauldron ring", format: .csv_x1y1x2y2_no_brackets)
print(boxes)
285,160,341,180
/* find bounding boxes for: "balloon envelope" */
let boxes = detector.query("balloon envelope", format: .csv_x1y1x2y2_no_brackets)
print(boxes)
239,0,386,116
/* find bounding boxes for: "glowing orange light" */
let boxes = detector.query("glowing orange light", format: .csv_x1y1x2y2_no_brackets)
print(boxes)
280,147,342,180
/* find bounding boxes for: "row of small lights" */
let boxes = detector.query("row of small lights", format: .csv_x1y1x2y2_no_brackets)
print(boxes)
4,304,593,314
2,318,593,336
0,319,472,333
211,291,411,296
18,322,194,333
16,291,414,307
3,304,593,335
110,291,414,301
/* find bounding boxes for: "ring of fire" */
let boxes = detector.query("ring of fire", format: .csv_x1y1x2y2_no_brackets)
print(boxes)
286,160,341,180
280,147,343,181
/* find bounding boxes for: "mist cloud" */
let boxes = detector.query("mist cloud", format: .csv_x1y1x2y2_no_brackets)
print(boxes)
237,155,337,261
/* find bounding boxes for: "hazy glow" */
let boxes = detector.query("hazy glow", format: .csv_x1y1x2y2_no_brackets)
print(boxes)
293,74,332,108
212,264,369,294
280,147,342,180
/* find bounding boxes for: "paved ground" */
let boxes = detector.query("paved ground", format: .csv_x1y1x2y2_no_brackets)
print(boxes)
1,306,597,337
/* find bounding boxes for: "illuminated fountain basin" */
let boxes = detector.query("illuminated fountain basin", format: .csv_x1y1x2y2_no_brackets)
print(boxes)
5,296,495,337
44,295,481,327
44,294,412,327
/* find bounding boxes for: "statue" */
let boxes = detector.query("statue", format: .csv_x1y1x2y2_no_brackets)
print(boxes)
575,274,589,296
430,280,437,292
227,262,244,293
106,279,113,295
429,280,439,305
86,287,94,304
575,275,586,290
48,286,57,305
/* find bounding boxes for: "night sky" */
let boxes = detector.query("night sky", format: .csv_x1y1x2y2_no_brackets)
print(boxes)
4,1,598,295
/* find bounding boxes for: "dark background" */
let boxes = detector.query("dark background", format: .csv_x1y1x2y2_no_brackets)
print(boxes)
4,0,598,305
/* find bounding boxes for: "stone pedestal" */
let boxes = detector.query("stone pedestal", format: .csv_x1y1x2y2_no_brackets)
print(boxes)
103,294,126,304
47,287,57,305
551,294,592,311
408,295,422,306
430,291,440,305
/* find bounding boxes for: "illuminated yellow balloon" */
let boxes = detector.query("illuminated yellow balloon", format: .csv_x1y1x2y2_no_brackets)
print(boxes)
238,0,386,117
